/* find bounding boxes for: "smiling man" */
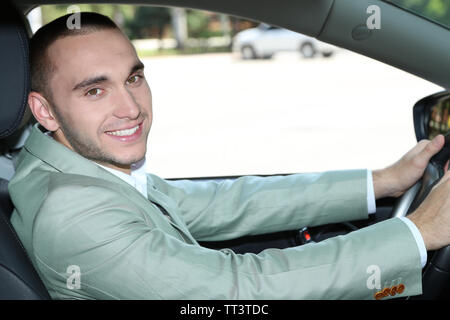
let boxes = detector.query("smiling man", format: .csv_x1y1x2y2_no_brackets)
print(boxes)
28,16,151,174
8,12,450,300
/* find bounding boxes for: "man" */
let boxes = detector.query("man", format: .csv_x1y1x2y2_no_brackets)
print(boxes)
9,12,450,299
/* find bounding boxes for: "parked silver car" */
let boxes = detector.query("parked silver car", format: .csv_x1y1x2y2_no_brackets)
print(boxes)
233,23,336,59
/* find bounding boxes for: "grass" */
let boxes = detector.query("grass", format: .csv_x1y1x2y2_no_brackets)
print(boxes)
137,46,231,57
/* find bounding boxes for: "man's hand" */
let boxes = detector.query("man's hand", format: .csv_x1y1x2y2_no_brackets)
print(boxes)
372,135,445,199
407,170,450,251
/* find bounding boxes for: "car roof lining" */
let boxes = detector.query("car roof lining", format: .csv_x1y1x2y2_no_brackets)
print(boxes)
10,0,450,89
319,0,449,90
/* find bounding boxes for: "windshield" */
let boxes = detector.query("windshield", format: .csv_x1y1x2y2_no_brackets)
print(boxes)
384,0,450,29
27,4,442,179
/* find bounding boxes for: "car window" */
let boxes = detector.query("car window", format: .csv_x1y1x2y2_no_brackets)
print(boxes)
27,5,442,179
384,0,449,29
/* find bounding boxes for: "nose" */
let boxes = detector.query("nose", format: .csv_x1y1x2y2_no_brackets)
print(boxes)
113,86,140,120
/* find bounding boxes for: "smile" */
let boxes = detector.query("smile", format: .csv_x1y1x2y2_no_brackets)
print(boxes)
104,122,144,142
106,125,140,137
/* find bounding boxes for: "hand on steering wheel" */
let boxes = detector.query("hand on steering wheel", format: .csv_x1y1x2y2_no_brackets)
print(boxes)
391,133,450,299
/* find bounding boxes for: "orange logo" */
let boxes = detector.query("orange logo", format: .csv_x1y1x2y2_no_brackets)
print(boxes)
374,284,405,300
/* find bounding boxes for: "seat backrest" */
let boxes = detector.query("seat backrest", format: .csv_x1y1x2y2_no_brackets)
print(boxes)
0,179,13,218
0,178,51,300
0,1,51,300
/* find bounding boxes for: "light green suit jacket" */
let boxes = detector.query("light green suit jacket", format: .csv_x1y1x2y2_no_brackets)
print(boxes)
8,124,423,299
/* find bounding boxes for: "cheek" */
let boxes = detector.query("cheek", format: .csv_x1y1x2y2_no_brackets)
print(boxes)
70,106,108,138
138,82,153,112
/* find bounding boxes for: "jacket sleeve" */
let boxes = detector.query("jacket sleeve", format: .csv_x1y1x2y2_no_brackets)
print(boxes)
148,169,369,241
32,182,422,300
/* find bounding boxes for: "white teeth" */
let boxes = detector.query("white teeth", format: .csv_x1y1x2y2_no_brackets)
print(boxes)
107,125,139,136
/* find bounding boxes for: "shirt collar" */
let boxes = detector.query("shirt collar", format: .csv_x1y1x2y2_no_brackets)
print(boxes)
96,158,148,199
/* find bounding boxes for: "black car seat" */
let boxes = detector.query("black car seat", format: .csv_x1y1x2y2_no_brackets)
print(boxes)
0,1,51,300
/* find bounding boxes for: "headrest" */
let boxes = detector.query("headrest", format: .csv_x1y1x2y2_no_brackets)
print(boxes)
0,2,31,139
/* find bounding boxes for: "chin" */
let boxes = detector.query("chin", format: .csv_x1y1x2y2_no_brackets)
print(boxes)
115,148,146,166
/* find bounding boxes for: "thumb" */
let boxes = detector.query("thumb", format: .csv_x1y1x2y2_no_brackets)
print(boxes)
418,134,445,162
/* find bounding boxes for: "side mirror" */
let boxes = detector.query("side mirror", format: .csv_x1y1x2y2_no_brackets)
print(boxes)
413,91,450,141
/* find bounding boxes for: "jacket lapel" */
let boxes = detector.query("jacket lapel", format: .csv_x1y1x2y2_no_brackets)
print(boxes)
24,124,197,245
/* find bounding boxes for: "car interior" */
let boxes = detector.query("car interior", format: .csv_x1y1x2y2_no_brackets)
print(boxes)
0,0,449,300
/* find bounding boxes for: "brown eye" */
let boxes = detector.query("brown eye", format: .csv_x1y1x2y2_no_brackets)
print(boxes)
127,75,141,84
86,88,101,96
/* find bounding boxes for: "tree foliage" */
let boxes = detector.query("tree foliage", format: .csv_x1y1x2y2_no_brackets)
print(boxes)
389,0,450,27
123,6,171,40
40,5,221,40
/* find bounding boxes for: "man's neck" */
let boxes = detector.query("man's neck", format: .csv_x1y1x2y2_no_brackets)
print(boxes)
97,157,147,176
96,161,132,175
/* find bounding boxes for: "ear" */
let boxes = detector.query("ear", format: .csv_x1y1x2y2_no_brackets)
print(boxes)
28,91,60,132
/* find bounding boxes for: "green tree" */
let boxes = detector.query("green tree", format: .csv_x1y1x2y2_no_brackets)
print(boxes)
123,6,171,41
40,4,134,29
389,0,449,27
186,10,210,38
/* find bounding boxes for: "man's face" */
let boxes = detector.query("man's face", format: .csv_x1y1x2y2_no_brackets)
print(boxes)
45,28,152,173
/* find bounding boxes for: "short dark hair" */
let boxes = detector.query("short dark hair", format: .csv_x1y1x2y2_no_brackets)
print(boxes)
30,12,119,101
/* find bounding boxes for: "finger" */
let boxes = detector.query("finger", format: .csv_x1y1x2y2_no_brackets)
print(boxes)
418,134,445,162
445,160,449,172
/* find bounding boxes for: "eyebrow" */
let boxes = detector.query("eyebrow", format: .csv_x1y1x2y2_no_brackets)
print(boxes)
72,61,145,91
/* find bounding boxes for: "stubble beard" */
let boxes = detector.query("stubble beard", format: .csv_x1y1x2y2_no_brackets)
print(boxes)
51,105,147,168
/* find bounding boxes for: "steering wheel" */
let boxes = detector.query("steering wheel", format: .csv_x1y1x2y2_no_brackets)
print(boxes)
391,134,450,299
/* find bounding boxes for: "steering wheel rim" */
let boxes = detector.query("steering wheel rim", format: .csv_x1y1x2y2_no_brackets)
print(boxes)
390,135,450,299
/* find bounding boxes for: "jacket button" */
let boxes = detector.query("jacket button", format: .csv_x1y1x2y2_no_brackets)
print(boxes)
374,291,384,300
389,286,397,296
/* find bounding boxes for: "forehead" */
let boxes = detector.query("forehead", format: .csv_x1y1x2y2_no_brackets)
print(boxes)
48,29,138,85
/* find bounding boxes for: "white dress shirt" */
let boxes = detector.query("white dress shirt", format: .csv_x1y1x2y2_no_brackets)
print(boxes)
367,170,427,267
98,161,427,268
97,158,148,198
